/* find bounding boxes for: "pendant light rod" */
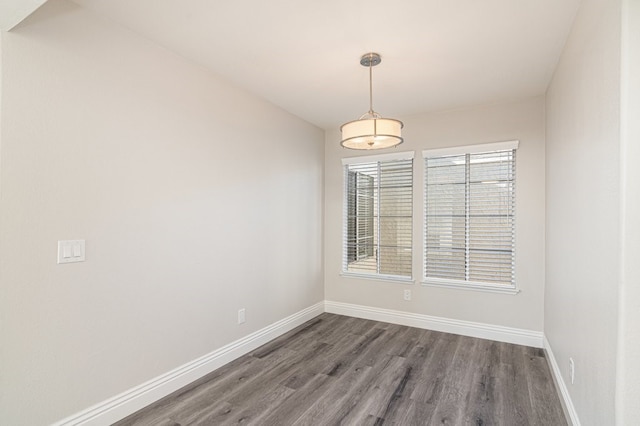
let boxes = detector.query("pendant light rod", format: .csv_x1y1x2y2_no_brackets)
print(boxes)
369,58,374,114
360,52,381,116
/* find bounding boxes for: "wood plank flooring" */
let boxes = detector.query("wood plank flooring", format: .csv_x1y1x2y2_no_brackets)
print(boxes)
115,313,567,425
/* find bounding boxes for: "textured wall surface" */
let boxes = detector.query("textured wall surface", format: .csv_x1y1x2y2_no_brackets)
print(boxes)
545,0,622,423
0,1,324,424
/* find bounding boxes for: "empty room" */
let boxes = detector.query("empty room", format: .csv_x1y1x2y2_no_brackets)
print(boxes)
1,0,638,425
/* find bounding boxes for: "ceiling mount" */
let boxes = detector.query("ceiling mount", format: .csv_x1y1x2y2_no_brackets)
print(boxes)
360,52,381,67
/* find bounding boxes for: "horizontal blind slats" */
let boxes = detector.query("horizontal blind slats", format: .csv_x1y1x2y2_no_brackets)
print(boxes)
344,158,413,278
424,148,516,287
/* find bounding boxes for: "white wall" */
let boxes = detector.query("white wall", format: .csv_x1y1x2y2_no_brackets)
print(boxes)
325,97,546,332
545,0,622,424
617,0,640,423
0,1,324,424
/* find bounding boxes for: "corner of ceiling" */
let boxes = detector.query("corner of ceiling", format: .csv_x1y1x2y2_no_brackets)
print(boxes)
0,0,49,31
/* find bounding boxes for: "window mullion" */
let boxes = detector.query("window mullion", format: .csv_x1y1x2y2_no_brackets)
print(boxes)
376,161,381,275
465,153,471,281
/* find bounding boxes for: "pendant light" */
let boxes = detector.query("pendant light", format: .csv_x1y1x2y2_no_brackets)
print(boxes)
340,52,403,150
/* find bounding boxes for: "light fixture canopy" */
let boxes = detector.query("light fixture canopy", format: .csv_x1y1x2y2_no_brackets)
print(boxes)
340,53,404,150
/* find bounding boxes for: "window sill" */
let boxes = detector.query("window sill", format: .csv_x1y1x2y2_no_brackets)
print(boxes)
421,278,519,295
341,272,415,285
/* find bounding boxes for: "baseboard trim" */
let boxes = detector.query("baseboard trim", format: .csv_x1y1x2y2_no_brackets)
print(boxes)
52,302,324,426
543,336,581,426
53,300,548,425
324,301,543,348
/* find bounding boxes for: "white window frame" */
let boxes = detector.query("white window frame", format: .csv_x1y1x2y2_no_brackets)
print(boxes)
341,151,415,283
421,141,519,294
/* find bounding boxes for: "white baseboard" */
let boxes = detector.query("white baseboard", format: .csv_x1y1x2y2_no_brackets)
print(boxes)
52,302,324,426
324,301,544,348
543,336,581,426
53,300,549,425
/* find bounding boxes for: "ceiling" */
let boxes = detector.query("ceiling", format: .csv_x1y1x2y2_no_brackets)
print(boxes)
59,0,582,130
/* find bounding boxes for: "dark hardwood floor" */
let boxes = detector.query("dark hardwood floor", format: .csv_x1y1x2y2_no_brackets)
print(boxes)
115,313,567,425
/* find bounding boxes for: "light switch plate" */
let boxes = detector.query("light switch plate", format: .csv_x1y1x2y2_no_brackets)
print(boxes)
58,240,85,264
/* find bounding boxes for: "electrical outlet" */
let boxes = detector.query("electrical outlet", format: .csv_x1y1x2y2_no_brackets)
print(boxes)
569,357,575,384
238,308,246,324
403,289,412,301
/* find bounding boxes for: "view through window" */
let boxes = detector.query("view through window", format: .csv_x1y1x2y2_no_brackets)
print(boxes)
423,143,517,288
343,154,413,279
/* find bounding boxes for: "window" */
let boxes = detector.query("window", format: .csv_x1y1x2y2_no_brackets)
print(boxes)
343,152,414,280
423,141,518,292
346,170,375,263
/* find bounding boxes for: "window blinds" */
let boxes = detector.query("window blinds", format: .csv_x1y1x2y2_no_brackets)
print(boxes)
343,155,413,279
423,146,516,287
